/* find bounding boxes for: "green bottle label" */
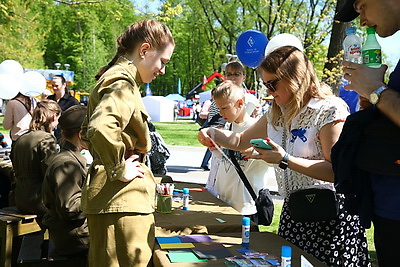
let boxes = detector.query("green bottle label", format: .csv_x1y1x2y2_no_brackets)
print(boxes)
362,49,381,65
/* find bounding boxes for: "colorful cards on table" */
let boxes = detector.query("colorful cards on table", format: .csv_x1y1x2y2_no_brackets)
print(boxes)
156,235,213,244
159,243,195,249
157,235,233,263
168,252,208,263
192,242,233,259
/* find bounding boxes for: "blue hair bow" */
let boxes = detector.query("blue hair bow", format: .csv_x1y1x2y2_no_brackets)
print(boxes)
290,128,307,143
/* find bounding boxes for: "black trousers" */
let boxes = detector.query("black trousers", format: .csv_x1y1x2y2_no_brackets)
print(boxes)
373,214,400,267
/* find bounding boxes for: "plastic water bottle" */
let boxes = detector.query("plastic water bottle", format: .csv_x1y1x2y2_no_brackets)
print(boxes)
362,27,382,68
182,188,189,210
281,246,292,267
343,26,363,64
241,217,250,247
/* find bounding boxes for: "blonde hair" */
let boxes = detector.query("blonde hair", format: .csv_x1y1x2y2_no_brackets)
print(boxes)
258,46,332,129
95,19,175,80
211,80,244,102
29,99,61,132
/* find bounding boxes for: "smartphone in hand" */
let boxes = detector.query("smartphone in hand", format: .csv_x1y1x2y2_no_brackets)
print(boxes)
250,138,273,150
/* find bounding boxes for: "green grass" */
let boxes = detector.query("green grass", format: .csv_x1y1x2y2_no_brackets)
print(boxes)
258,202,282,234
0,116,5,133
152,120,202,147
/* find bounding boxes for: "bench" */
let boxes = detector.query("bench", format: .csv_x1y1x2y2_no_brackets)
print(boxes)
0,207,41,267
17,234,87,267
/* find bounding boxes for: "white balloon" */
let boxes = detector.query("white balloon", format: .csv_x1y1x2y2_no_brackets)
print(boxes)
0,60,24,76
0,74,21,99
265,33,304,56
20,71,47,97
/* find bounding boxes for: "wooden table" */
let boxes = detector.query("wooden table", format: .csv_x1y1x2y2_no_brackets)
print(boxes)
153,231,328,266
0,207,42,267
155,182,258,236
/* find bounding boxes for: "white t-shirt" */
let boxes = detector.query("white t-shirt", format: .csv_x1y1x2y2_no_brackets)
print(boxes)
207,114,275,215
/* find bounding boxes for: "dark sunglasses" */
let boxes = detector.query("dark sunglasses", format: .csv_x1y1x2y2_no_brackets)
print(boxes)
263,78,280,92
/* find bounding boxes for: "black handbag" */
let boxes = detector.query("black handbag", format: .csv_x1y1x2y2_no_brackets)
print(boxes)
228,149,274,226
287,188,339,222
280,129,339,222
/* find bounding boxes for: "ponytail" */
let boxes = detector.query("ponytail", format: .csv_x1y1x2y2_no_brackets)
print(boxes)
95,45,125,81
94,19,174,81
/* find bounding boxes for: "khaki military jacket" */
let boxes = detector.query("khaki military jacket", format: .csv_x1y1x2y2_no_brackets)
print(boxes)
11,130,57,215
81,57,156,214
42,141,89,255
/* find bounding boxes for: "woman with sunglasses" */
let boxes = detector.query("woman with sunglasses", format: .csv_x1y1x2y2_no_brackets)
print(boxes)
198,46,369,266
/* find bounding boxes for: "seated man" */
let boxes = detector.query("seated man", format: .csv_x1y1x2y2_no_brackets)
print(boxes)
42,105,89,258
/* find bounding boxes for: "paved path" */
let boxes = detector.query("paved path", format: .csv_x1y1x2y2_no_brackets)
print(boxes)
164,145,209,184
165,145,279,193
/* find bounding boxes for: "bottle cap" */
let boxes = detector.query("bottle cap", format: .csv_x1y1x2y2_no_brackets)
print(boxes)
346,26,356,35
281,246,292,257
242,217,250,226
183,188,189,194
367,27,376,34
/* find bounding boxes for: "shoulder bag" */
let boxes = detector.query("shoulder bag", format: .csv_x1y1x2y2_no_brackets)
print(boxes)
282,130,339,222
227,149,274,226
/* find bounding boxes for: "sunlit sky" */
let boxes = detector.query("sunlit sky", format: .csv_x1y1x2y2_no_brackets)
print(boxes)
134,0,399,71
377,31,400,71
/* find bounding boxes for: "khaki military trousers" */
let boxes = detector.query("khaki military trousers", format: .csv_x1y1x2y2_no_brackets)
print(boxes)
87,213,155,267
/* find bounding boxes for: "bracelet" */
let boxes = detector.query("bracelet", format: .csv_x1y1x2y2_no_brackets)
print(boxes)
278,152,290,170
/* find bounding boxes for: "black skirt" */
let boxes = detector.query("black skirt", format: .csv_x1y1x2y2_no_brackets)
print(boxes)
278,194,370,266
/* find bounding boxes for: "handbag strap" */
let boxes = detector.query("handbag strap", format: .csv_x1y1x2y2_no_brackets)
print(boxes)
226,123,257,201
15,98,32,115
282,130,290,197
227,149,257,201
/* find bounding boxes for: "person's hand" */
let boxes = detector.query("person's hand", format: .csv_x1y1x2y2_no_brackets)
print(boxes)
118,154,145,182
359,96,373,110
342,61,387,98
198,128,215,148
247,138,286,164
240,147,255,158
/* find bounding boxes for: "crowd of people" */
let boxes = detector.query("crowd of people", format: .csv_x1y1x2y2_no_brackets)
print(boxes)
1,1,399,265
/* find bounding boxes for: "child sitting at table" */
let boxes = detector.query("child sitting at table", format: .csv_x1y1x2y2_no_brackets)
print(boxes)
208,80,274,219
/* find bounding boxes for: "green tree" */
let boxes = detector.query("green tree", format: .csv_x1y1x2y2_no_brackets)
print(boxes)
0,0,46,68
150,0,336,97
0,0,345,97
39,0,138,91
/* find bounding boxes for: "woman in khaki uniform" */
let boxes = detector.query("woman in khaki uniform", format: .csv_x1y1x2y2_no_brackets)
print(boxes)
42,105,89,259
81,19,174,267
11,99,61,223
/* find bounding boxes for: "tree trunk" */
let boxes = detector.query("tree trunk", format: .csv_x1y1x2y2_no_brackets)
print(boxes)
323,0,351,95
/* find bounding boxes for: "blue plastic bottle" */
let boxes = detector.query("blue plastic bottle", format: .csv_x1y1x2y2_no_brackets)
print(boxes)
281,246,292,267
241,217,250,247
182,188,189,210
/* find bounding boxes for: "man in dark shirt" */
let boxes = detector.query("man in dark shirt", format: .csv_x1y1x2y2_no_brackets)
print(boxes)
334,1,400,266
49,75,80,142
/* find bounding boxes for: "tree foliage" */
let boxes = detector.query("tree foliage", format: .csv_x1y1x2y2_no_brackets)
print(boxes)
0,0,344,96
0,0,47,68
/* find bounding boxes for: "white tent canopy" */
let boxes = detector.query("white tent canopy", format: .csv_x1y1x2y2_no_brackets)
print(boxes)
142,96,175,122
199,90,212,104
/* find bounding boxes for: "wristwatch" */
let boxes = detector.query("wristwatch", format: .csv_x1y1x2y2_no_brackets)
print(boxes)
279,153,290,170
369,85,388,105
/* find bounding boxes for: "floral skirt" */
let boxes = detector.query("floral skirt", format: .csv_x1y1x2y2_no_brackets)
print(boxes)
278,194,370,266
